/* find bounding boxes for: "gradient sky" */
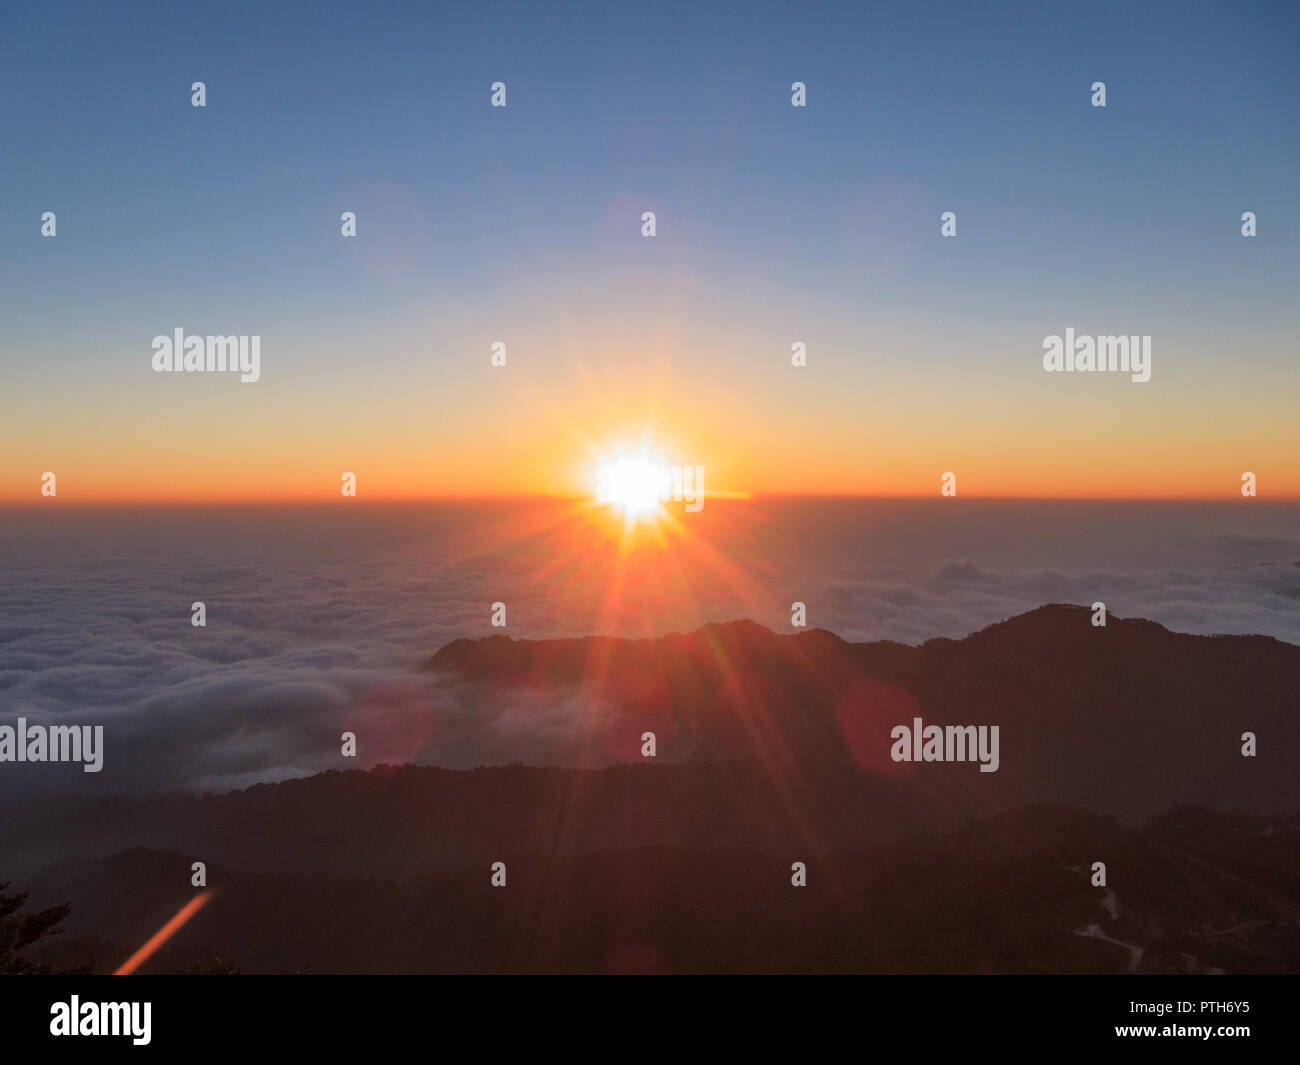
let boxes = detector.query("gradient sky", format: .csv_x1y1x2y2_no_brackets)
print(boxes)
2,0,1297,501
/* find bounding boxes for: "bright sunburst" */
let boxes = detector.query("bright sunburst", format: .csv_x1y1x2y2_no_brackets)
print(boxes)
595,456,666,524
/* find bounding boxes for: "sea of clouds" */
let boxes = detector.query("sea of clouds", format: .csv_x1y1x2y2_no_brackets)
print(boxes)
1,499,1296,798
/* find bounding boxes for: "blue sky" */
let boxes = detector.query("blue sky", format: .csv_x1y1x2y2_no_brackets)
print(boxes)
5,1,1296,319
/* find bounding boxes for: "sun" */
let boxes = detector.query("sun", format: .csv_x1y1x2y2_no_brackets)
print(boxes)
595,456,667,524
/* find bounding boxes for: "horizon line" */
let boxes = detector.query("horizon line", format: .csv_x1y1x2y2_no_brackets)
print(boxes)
2,492,1298,508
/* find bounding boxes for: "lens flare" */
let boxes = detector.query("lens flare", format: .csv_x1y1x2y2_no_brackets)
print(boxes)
114,890,213,975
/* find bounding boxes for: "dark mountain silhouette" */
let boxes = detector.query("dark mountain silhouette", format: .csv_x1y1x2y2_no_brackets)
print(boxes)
3,606,1296,880
1,762,969,881
20,807,1300,974
7,605,1299,973
426,605,1299,816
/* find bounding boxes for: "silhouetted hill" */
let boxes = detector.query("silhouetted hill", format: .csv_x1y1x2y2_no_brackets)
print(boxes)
24,807,1300,974
4,607,1296,885
1,761,966,881
427,605,1300,816
8,606,1299,973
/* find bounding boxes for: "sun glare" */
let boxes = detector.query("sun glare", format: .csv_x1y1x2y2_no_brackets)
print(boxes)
595,456,666,523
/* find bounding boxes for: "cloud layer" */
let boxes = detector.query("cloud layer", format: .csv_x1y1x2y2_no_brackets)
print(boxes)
1,500,1296,798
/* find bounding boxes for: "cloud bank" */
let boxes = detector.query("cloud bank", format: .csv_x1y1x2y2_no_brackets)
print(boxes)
1,500,1296,798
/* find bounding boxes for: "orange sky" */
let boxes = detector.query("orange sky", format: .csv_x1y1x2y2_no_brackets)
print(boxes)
5,328,1297,503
